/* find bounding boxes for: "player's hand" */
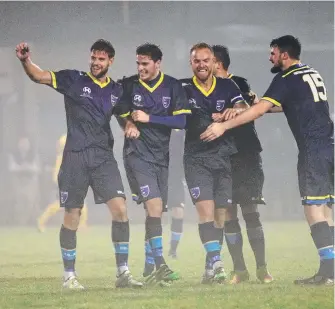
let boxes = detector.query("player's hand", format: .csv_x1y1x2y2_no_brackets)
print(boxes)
212,113,225,122
250,91,259,104
131,110,150,123
200,123,228,142
220,108,239,121
15,42,31,62
124,121,140,139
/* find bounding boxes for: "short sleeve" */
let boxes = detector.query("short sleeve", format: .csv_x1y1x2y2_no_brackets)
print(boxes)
49,69,81,96
262,75,289,107
170,80,192,116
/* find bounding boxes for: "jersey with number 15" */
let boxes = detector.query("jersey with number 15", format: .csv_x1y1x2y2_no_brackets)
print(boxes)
262,63,334,151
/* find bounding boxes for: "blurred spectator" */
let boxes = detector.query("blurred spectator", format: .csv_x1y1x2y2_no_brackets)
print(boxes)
8,136,41,225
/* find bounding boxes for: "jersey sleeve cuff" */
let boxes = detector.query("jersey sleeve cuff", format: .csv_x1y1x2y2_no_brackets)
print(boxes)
119,111,130,118
172,109,192,116
49,71,57,89
262,97,281,107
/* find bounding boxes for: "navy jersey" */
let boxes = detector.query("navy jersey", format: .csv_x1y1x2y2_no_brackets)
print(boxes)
119,72,191,166
228,74,262,153
49,70,124,152
262,64,334,151
182,76,244,160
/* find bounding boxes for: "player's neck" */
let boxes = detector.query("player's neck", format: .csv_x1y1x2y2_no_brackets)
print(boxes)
98,77,108,83
91,73,108,83
195,75,215,92
283,60,301,71
215,69,229,78
144,70,160,83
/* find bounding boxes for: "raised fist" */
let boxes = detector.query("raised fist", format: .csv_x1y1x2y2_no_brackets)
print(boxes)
15,42,30,62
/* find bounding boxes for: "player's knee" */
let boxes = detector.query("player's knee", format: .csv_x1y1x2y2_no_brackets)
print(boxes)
196,201,215,222
214,208,226,228
145,198,164,217
172,206,184,219
64,207,81,215
242,211,262,229
225,204,238,221
241,204,258,214
107,197,128,221
214,220,225,229
224,219,241,233
63,207,81,229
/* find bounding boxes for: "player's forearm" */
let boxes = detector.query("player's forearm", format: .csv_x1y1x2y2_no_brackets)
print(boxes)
225,101,270,130
21,58,50,84
267,106,283,113
234,101,250,114
149,114,186,129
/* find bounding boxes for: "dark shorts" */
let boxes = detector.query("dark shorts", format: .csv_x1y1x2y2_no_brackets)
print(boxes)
298,147,334,206
184,156,232,208
58,148,125,208
124,153,168,212
231,151,265,205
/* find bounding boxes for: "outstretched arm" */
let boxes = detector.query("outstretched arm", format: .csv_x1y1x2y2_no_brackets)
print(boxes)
16,42,52,85
200,100,273,142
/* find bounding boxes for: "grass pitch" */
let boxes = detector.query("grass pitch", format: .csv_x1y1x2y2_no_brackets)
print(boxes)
0,222,333,309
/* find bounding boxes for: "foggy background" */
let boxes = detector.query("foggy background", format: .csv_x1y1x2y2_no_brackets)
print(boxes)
0,1,333,226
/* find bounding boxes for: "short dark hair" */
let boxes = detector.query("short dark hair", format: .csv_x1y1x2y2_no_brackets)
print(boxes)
270,35,301,60
136,43,163,62
90,39,115,58
190,42,214,55
212,45,230,70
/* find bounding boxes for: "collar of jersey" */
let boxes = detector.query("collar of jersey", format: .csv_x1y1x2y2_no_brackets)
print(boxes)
87,72,111,88
228,73,233,79
139,72,164,93
281,64,309,78
192,76,216,97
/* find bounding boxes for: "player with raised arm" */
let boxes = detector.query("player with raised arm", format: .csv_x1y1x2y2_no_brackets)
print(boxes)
16,40,143,289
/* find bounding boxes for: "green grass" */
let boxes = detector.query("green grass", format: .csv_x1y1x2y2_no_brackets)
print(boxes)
0,222,333,309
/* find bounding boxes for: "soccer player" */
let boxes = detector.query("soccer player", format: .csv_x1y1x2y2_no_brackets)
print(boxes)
201,35,334,285
181,43,249,284
16,39,143,289
212,45,273,284
37,134,88,233
117,43,191,286
167,129,186,259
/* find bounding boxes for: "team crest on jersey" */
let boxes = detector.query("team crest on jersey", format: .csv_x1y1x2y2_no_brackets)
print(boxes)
162,96,171,108
189,98,200,109
60,191,68,204
216,100,225,111
140,185,150,198
80,87,93,99
133,94,143,107
190,187,200,199
110,94,118,106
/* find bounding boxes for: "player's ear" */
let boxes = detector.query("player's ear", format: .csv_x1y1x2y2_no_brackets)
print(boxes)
281,52,289,61
109,57,114,66
155,59,161,69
